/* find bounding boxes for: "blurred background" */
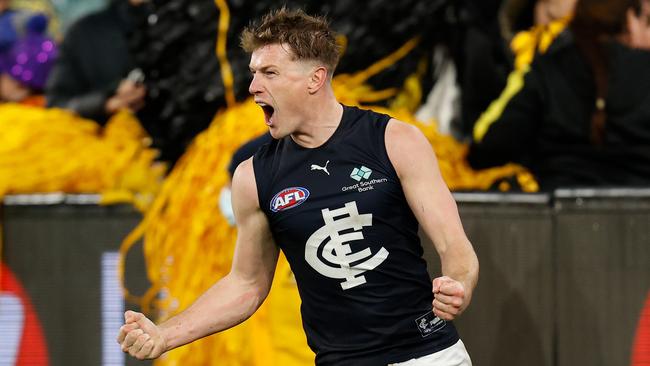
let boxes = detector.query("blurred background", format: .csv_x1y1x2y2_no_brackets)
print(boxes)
1,0,649,365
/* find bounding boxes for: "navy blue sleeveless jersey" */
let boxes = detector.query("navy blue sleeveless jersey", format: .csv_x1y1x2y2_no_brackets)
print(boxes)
252,105,459,365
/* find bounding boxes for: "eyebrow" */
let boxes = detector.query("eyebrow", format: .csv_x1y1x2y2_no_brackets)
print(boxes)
249,65,278,72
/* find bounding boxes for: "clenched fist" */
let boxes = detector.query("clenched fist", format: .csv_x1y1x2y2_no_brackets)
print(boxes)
117,310,167,360
431,276,467,321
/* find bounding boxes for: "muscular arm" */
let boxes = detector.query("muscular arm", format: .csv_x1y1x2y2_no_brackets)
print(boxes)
118,158,279,359
385,119,479,320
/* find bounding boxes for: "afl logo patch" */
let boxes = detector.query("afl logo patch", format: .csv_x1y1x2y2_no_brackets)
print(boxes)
270,187,310,212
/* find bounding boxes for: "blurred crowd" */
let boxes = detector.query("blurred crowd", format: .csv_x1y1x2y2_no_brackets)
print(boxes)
1,0,649,190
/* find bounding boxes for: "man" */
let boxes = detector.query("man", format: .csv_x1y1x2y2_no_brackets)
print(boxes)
118,8,479,365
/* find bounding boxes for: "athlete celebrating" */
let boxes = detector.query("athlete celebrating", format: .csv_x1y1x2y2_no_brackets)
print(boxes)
118,8,479,365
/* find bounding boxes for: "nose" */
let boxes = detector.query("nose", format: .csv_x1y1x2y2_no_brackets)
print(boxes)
249,73,262,95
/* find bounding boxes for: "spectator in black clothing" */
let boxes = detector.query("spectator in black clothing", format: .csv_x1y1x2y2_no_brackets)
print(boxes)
467,0,650,190
45,0,147,124
428,0,576,139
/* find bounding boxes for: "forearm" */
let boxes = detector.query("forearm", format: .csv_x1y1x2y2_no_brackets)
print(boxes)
440,236,479,302
66,92,111,120
158,273,267,351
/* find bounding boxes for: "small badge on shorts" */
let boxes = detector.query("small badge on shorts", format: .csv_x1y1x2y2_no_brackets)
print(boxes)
415,312,446,337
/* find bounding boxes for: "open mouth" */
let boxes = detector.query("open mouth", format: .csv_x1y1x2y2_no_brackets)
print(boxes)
258,103,275,125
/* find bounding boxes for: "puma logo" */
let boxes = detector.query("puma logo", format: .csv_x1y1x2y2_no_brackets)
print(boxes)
310,160,330,175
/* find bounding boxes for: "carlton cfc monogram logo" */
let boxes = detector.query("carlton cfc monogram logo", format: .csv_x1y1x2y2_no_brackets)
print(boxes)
270,187,310,212
305,201,389,290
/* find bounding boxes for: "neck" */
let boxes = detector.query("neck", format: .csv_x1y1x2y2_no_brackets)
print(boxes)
290,92,343,148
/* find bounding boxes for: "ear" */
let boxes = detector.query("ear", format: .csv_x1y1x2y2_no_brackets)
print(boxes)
307,66,329,94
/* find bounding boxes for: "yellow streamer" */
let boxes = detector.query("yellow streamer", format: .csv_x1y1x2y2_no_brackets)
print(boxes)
473,65,530,142
511,15,571,70
333,37,421,107
215,0,236,107
0,105,164,206
389,56,428,113
338,36,420,87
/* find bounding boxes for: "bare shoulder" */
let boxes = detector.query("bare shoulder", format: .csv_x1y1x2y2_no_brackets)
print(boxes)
231,157,260,214
385,118,432,158
385,118,425,141
385,118,437,178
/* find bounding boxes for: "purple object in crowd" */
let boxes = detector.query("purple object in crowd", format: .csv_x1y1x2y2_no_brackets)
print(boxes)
0,13,57,91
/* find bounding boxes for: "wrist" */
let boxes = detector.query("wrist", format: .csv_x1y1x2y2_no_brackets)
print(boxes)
157,322,174,352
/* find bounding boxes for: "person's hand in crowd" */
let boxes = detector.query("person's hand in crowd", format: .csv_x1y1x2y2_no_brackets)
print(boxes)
534,0,577,25
117,310,167,360
0,74,30,102
625,0,650,50
105,79,147,114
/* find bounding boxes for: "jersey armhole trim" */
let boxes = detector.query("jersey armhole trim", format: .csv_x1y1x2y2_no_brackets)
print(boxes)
381,117,402,182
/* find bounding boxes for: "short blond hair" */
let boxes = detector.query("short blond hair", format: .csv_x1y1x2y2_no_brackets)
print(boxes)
240,8,341,74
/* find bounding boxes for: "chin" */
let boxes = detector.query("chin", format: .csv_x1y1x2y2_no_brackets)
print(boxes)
268,127,287,140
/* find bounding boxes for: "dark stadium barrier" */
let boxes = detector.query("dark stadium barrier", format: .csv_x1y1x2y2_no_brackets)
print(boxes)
423,193,555,366
0,194,150,366
2,190,649,366
423,189,650,366
553,188,650,366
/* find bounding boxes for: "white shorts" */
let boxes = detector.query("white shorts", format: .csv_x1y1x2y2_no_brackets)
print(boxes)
388,340,472,366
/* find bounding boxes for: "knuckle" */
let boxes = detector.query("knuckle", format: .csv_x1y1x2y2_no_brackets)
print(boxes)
142,342,152,353
144,345,154,355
